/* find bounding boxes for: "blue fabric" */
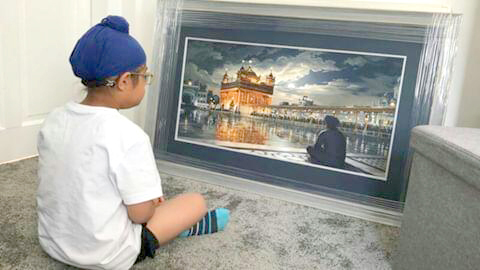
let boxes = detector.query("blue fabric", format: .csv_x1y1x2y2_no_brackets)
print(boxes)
205,209,211,234
307,129,346,169
324,115,340,128
69,15,146,83
215,208,229,231
134,225,159,264
178,208,230,238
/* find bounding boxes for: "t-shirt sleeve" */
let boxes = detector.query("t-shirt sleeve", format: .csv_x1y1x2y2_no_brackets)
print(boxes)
112,135,163,205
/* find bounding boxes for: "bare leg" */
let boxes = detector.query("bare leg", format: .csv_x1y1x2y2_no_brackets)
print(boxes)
146,193,207,246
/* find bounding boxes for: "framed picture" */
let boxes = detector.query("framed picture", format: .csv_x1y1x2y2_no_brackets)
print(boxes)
154,10,425,203
175,37,406,181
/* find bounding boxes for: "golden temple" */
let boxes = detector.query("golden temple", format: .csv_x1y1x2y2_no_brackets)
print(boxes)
220,65,275,115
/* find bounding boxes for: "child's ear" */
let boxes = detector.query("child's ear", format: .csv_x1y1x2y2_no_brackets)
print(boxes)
116,72,132,91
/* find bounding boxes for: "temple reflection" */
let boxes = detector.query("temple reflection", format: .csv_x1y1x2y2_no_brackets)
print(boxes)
178,109,392,176
215,117,268,145
179,109,390,158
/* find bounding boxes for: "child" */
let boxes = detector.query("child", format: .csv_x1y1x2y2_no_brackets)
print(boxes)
36,16,230,270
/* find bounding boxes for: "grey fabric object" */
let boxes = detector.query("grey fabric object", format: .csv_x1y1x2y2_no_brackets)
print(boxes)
0,158,399,269
393,125,480,270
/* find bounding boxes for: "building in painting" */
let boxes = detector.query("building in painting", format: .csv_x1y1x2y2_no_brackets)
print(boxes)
182,80,209,109
220,65,275,115
182,80,200,105
194,86,208,109
299,96,313,106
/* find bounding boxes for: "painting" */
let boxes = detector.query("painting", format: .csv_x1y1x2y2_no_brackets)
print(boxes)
174,37,406,181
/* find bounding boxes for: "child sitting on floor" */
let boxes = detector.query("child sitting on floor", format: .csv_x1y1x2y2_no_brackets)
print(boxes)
36,15,229,270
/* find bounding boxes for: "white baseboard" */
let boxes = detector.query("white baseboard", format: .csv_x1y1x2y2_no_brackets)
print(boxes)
0,154,38,166
157,160,403,227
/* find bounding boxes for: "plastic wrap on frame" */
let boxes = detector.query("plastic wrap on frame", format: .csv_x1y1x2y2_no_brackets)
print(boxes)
145,0,183,149
412,13,461,126
149,1,461,145
400,13,461,197
147,0,461,207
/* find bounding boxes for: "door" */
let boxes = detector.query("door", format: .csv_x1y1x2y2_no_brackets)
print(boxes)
0,0,90,164
0,0,157,164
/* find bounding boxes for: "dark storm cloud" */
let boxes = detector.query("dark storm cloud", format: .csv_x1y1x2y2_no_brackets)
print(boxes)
184,63,217,86
182,39,405,106
294,54,404,97
185,41,225,74
186,40,301,74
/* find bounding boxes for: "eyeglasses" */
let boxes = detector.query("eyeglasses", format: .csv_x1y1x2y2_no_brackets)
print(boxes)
130,72,154,85
103,72,154,87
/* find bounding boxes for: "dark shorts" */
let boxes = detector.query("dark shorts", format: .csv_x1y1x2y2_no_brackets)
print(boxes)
134,224,160,264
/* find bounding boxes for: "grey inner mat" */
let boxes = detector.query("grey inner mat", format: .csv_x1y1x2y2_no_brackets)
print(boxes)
0,158,398,270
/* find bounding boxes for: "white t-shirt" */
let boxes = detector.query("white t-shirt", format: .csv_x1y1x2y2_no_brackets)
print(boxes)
36,102,163,270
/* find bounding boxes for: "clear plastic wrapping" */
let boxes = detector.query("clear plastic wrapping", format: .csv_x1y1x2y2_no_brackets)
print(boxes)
146,0,461,210
145,0,183,150
411,13,461,126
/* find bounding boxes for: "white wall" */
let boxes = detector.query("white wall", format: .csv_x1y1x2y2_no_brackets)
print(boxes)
445,0,480,128
207,0,451,12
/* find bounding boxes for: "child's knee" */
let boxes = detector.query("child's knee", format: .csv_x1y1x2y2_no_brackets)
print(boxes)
189,193,207,213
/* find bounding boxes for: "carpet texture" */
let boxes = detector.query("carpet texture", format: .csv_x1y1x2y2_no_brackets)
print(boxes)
0,158,399,269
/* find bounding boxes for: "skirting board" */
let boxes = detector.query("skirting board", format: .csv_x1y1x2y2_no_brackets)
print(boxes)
0,154,39,166
156,159,403,227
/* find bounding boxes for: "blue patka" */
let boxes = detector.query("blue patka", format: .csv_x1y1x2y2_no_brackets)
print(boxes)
69,15,146,84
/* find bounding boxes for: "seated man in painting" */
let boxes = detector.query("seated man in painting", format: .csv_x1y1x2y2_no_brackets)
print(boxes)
307,115,346,169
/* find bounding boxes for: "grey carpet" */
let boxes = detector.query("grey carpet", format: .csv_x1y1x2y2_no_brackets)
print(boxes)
0,158,399,270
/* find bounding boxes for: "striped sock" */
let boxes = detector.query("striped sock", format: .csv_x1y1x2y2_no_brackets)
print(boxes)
179,208,230,238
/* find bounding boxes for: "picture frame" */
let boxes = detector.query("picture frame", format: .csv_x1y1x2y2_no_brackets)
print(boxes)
151,7,452,205
174,36,408,182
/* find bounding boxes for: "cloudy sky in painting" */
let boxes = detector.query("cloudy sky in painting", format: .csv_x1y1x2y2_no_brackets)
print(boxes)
183,39,405,106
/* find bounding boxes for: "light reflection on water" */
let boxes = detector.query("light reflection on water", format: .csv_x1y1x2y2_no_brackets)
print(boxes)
178,110,390,157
